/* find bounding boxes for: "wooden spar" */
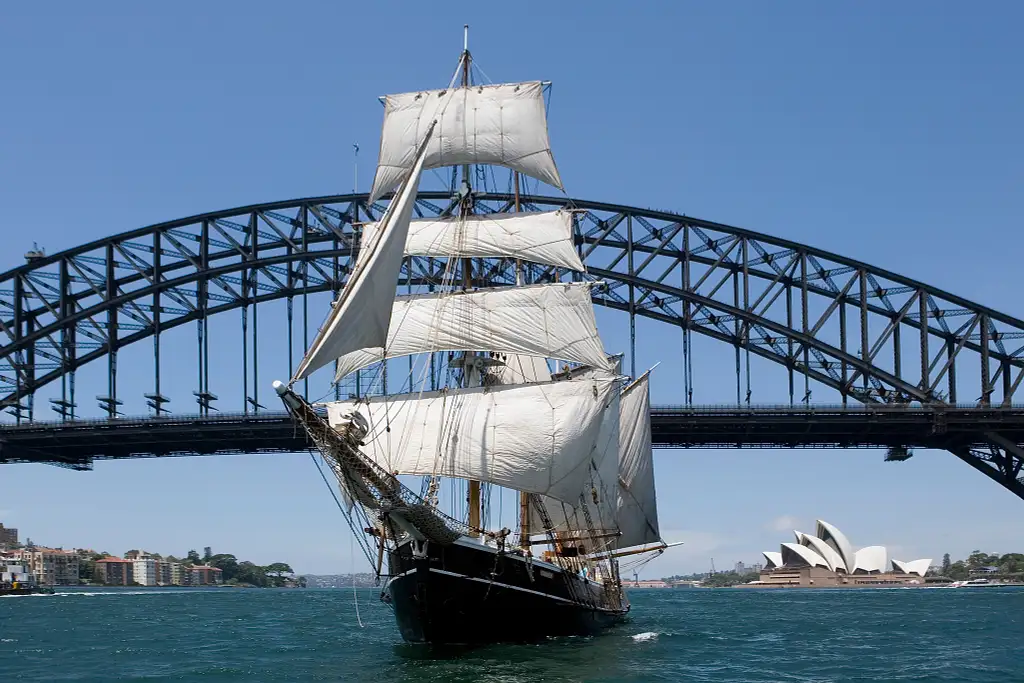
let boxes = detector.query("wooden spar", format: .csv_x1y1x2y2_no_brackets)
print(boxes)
587,541,683,561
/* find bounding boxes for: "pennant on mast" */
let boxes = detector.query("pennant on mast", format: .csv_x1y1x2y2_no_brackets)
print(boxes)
292,122,435,381
369,82,563,203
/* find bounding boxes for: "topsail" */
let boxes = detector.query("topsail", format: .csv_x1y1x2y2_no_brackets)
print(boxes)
356,210,584,272
369,82,563,203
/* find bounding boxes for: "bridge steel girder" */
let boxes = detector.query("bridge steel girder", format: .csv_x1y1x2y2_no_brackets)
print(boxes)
1,193,1023,497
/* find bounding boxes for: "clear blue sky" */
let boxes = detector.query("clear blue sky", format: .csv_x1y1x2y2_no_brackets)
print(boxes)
2,1,1023,576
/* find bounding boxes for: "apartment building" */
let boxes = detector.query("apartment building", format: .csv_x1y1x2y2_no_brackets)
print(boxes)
12,547,80,586
94,557,133,586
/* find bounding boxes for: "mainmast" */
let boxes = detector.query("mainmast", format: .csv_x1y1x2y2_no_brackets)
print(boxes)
459,25,483,536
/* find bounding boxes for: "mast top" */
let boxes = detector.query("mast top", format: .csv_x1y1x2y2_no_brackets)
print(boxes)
463,24,469,52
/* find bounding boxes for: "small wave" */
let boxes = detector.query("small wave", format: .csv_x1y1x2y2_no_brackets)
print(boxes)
631,631,659,642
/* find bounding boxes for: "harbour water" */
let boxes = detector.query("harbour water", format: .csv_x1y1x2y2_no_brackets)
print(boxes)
2,586,1023,682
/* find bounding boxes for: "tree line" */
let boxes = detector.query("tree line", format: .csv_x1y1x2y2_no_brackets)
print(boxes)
79,547,304,588
938,551,1024,581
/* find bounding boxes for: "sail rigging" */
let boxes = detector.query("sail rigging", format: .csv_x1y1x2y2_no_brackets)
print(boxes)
323,378,620,505
292,123,435,381
331,282,611,380
274,31,660,643
369,81,563,203
355,210,585,272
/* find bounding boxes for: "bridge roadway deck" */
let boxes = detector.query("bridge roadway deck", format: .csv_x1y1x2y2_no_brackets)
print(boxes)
2,405,1023,469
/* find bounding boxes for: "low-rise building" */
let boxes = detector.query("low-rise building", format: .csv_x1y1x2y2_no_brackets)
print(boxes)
189,565,223,585
94,557,134,586
12,547,80,586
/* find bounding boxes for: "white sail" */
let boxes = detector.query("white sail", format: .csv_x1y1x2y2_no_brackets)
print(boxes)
615,373,660,549
369,81,563,203
529,372,660,549
357,211,584,272
489,353,551,385
293,124,434,381
332,283,610,380
324,378,619,505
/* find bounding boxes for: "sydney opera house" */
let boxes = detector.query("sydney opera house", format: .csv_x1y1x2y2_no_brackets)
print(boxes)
756,520,932,587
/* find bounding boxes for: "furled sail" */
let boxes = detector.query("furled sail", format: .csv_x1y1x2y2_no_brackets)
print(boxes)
356,211,584,272
324,378,620,505
614,373,660,549
332,282,611,380
292,124,435,381
369,82,563,203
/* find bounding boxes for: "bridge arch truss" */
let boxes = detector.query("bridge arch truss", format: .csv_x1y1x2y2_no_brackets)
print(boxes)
1,193,1022,495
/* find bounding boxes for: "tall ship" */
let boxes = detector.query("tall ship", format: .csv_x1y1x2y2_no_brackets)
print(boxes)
274,28,669,644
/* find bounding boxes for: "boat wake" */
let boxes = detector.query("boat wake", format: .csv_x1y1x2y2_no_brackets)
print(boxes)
631,631,659,642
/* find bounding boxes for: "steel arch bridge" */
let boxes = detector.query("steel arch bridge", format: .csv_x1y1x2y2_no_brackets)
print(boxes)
2,193,1023,496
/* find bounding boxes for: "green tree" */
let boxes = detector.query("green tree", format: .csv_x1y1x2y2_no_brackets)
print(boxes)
208,554,240,582
948,561,969,581
264,562,294,587
234,561,269,587
966,550,998,569
941,553,951,575
186,549,201,565
999,553,1024,573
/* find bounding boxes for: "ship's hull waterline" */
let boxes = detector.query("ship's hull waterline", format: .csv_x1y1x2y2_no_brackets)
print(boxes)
385,537,628,644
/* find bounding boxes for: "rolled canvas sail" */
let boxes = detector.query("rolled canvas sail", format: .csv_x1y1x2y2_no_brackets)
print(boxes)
293,125,434,381
324,379,619,505
357,211,584,272
333,283,611,380
369,82,563,203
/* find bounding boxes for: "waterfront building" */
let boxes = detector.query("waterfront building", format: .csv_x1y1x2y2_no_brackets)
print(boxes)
755,519,932,588
11,547,80,586
132,558,159,586
94,557,134,586
0,523,17,549
169,562,186,586
189,565,223,585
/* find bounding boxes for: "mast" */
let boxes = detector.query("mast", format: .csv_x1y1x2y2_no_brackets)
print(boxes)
459,25,483,537
515,169,531,551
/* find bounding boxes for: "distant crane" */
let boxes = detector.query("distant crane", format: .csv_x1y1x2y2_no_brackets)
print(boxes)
709,557,716,577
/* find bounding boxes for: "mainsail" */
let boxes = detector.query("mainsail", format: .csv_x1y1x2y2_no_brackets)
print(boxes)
369,82,563,203
332,283,611,380
324,378,620,505
356,210,584,272
528,372,660,549
293,123,434,381
614,373,661,549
